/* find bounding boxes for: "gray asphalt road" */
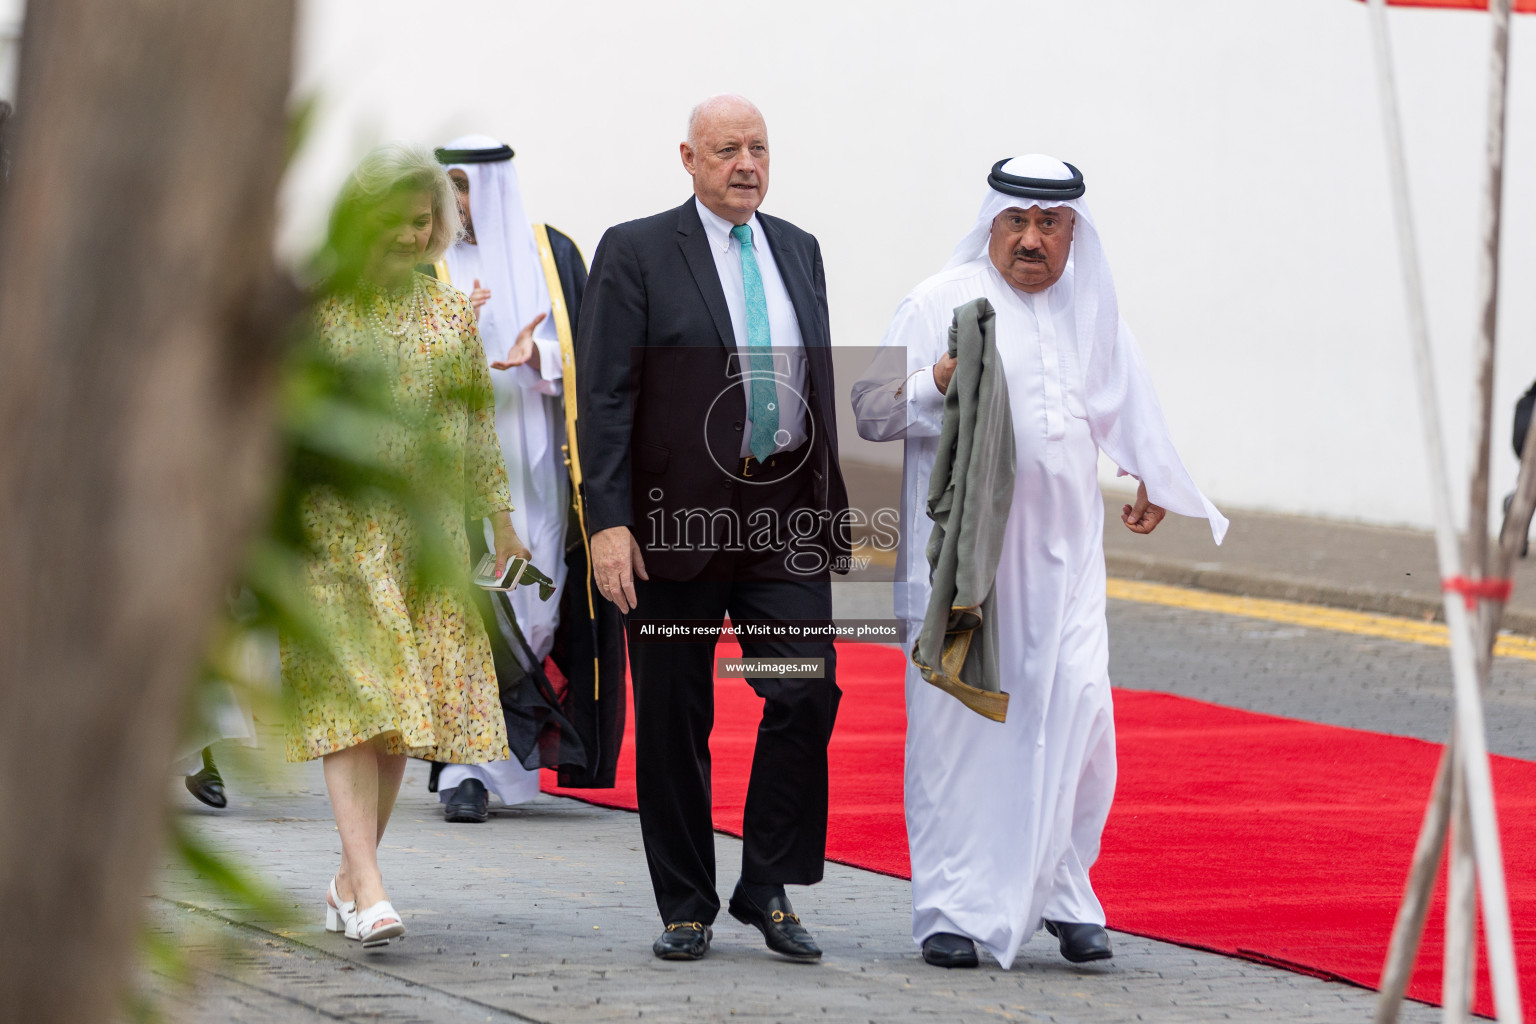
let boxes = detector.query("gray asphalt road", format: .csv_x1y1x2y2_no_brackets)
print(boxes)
1107,598,1536,760
142,591,1524,1023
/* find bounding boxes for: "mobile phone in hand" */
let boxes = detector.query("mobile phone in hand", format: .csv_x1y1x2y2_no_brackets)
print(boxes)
472,552,527,591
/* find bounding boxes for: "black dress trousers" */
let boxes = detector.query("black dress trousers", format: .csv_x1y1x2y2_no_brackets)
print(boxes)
626,464,842,926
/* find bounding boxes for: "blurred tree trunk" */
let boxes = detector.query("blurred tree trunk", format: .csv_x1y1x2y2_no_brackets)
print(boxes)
0,2,296,1020
0,99,12,181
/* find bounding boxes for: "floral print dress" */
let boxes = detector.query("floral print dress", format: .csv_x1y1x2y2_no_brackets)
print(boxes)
282,274,514,764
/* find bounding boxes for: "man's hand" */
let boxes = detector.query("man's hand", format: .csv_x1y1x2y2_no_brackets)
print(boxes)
491,512,532,578
490,312,549,373
932,353,957,395
469,277,491,319
1121,481,1167,535
591,525,647,613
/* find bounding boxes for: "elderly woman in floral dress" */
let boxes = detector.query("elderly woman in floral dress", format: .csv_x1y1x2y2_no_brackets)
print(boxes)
283,143,529,948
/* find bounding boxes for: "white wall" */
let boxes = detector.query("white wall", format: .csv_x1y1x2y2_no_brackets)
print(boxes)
0,0,23,102
213,2,1536,529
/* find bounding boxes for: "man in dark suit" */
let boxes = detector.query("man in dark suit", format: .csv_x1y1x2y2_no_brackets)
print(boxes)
576,94,849,962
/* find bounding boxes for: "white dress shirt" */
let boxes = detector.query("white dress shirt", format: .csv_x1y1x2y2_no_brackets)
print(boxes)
694,197,809,458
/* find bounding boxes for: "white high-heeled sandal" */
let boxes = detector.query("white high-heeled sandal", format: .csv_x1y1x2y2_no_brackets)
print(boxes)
353,899,405,948
324,877,356,935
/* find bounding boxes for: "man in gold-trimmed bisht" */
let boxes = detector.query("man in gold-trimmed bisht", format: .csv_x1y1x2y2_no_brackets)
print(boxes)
283,142,529,949
424,135,626,823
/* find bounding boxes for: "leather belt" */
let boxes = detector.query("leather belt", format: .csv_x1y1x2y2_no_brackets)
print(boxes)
738,442,807,479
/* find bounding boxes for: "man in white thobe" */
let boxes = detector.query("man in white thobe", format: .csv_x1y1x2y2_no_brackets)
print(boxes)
433,134,568,818
852,155,1228,969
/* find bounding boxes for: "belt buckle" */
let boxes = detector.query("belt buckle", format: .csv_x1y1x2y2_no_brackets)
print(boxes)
741,456,756,478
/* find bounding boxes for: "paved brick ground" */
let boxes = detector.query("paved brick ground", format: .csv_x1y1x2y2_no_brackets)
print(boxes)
149,765,1442,1023
142,493,1536,1022
143,586,1528,1022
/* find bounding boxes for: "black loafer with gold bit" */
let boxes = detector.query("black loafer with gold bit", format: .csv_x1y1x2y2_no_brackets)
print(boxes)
652,921,712,960
727,881,822,962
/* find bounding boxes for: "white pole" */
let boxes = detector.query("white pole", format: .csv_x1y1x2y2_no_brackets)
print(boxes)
1464,0,1520,1017
1364,1,1523,1020
1465,0,1513,584
1444,756,1476,1023
1374,741,1453,1024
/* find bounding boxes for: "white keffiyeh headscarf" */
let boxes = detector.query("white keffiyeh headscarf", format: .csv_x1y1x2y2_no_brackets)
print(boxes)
439,134,551,364
948,155,1227,542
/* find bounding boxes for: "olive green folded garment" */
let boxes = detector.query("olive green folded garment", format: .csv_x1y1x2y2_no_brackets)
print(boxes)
912,296,1016,723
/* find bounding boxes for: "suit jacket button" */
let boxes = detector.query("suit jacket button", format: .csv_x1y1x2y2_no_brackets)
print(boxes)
733,421,743,431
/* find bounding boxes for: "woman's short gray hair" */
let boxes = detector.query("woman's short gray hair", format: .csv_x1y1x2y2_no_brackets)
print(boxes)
333,142,463,264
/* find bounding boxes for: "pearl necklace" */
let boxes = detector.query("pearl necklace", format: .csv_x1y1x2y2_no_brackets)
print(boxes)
363,277,425,337
360,278,436,413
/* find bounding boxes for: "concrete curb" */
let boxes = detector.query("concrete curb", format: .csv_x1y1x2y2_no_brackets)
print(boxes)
1105,552,1536,639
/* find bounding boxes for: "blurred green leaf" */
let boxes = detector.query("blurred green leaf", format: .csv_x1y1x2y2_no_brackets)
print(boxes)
172,822,293,924
151,154,502,1017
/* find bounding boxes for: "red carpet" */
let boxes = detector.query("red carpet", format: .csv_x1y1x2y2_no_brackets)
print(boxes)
544,637,1536,1016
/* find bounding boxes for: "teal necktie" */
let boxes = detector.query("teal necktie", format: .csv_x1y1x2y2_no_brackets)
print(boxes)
731,223,779,462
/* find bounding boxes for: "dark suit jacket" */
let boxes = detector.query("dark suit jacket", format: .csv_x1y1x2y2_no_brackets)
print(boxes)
576,198,850,581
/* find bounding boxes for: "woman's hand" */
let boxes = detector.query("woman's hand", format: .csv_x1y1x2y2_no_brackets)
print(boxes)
490,312,549,372
491,512,532,579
